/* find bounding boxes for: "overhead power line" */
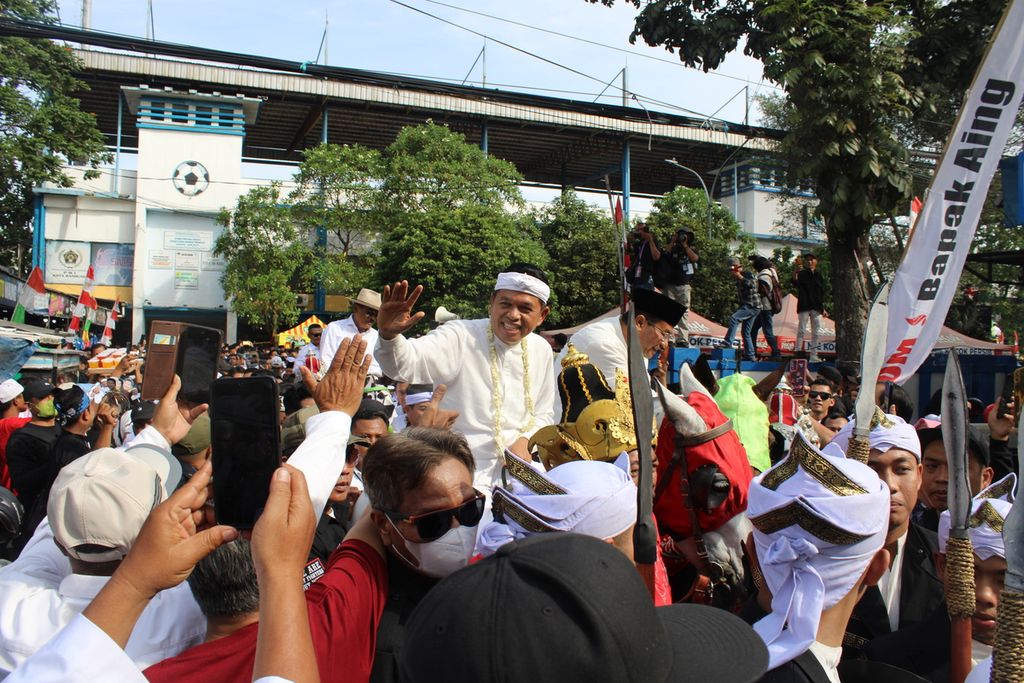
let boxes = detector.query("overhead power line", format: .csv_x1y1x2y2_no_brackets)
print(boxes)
413,0,780,92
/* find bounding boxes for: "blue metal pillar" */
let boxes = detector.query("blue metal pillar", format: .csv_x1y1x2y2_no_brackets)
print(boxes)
481,120,489,156
622,140,632,225
32,196,45,271
314,107,329,313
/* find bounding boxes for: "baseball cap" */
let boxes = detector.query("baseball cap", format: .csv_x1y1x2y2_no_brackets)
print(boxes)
400,533,768,683
47,448,174,562
22,380,55,401
172,414,211,457
0,379,23,404
348,433,371,448
132,400,158,423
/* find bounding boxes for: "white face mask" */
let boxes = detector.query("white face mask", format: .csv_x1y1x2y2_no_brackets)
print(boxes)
387,518,478,579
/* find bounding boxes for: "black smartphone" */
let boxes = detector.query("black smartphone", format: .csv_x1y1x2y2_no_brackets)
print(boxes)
211,377,281,529
177,326,223,405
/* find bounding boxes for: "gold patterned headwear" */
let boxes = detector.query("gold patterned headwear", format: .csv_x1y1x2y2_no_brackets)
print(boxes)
529,345,638,470
748,432,890,669
938,474,1016,561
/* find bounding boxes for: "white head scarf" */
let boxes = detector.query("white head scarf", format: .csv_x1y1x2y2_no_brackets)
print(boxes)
748,432,889,669
476,451,636,556
938,474,1016,561
494,271,550,304
822,411,921,460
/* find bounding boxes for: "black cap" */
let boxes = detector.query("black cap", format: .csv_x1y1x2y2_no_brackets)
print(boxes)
355,398,390,421
632,288,686,327
801,251,819,260
400,534,767,683
23,380,55,401
132,400,158,423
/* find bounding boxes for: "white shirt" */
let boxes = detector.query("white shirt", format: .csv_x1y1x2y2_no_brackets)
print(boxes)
5,613,291,683
807,641,842,683
554,315,626,392
375,318,555,488
320,316,381,377
0,412,351,675
292,342,320,372
967,655,992,683
877,531,908,632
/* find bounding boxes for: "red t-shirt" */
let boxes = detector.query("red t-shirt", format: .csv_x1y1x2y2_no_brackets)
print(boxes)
144,539,388,683
0,416,31,490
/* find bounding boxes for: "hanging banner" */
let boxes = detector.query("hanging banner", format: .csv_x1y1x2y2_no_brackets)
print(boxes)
880,0,1024,384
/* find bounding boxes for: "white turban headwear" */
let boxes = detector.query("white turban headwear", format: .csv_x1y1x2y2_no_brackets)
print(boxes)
748,432,889,669
476,450,636,557
822,410,921,460
938,473,1016,561
494,271,550,305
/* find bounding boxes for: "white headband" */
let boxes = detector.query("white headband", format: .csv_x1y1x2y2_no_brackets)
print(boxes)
822,413,921,461
404,392,433,406
494,272,550,304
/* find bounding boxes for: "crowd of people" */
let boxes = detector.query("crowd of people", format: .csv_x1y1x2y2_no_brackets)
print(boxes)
0,259,1017,683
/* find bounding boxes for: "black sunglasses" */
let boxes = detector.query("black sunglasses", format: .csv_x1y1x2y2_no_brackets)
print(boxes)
386,492,486,542
808,390,832,400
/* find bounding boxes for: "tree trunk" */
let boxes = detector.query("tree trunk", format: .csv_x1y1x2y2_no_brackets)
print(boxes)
828,225,872,363
270,312,278,346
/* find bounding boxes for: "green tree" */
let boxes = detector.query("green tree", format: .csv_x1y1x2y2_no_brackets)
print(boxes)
643,186,753,324
215,184,313,339
537,188,620,328
590,0,1005,361
1,0,110,271
374,123,548,322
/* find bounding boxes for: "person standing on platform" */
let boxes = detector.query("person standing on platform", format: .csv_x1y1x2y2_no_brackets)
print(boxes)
320,289,382,382
793,252,826,362
374,264,555,489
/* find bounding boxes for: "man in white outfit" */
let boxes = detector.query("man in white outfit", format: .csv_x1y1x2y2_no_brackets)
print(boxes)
374,264,556,489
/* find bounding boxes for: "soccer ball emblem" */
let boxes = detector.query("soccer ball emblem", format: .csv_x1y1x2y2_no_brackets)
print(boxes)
172,161,210,196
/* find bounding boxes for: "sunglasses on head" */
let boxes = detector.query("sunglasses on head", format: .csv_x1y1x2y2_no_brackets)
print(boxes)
808,390,832,400
386,491,486,542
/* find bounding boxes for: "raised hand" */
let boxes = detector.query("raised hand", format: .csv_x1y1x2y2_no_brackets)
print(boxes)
151,374,208,446
300,335,370,416
377,280,425,340
82,461,238,649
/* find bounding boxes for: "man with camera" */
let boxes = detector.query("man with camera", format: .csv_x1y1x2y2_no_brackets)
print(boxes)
659,228,699,346
625,222,661,291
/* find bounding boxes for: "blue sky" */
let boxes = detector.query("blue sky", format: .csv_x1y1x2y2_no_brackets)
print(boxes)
58,0,772,126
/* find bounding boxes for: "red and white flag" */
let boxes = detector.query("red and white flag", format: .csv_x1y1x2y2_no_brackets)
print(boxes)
908,196,923,239
100,298,120,346
68,265,97,332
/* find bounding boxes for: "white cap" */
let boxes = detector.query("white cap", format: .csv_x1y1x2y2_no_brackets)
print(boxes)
476,450,636,556
749,433,889,669
822,411,921,460
47,447,178,562
0,379,24,404
938,474,1017,561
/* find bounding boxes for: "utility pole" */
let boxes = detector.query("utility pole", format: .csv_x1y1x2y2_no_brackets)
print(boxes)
81,0,92,29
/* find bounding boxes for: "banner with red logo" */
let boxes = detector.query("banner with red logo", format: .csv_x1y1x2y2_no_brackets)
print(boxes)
881,0,1024,384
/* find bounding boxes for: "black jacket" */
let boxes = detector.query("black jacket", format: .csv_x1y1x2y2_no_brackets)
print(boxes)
865,604,952,682
758,651,832,683
843,524,943,659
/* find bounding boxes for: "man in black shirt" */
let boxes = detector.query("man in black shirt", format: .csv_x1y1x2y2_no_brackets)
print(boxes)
792,252,826,362
6,381,59,522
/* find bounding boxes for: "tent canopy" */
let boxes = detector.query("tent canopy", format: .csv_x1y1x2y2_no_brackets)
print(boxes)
277,315,327,347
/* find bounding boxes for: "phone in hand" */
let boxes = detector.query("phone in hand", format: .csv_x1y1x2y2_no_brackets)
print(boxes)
141,323,222,402
211,377,281,529
787,358,807,395
1012,367,1024,422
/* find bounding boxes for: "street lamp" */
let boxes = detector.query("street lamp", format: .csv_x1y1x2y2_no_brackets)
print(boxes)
664,158,713,238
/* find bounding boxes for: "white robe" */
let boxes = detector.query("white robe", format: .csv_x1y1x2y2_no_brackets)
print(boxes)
375,319,555,488
554,315,626,392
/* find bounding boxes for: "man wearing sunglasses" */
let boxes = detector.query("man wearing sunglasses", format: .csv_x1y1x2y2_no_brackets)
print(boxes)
794,379,839,448
291,323,322,374
342,426,483,683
